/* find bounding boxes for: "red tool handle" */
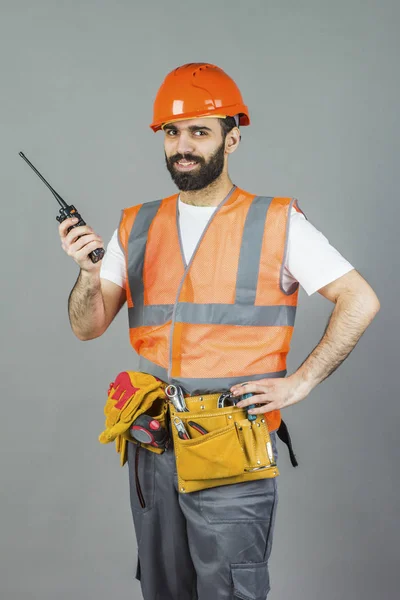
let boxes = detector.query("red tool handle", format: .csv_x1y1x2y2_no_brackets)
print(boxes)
188,421,208,435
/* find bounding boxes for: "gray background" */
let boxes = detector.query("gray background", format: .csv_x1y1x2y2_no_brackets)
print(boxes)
1,0,398,598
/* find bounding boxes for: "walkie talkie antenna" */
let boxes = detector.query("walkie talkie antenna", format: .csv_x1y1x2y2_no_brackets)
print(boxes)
19,151,68,209
19,150,105,263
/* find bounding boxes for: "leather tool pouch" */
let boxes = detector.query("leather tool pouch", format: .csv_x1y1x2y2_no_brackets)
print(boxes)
169,397,279,494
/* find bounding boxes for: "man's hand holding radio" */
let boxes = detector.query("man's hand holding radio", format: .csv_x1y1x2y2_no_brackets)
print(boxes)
59,217,104,272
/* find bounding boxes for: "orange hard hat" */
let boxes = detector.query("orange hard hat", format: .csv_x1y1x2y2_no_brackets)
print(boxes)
150,63,250,132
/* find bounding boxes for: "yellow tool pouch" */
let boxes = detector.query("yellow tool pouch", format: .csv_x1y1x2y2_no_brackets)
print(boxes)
99,371,168,466
169,395,279,494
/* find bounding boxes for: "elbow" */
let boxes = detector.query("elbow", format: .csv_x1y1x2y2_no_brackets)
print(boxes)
339,287,381,320
366,290,381,317
371,298,381,319
359,290,381,322
354,280,381,316
72,327,104,341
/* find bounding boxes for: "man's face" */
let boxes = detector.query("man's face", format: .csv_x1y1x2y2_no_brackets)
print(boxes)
163,118,226,191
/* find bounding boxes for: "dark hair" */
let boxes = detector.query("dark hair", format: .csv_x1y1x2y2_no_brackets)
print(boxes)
219,115,239,139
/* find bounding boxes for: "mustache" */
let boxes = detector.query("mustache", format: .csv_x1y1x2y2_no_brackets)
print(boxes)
169,153,205,165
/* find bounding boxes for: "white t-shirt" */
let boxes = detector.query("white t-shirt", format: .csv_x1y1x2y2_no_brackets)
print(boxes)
100,199,354,296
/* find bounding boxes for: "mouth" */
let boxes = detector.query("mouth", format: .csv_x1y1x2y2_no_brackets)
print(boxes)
174,159,200,171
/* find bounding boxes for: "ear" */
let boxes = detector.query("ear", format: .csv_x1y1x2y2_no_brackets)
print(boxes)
225,127,241,154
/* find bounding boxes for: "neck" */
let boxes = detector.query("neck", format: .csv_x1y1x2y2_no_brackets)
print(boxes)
179,173,235,207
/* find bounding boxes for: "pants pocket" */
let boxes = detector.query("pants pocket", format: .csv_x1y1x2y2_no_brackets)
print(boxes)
199,476,277,524
175,424,245,481
231,560,270,600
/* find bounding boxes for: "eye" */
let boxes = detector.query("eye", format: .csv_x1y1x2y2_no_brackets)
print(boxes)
193,130,207,136
165,129,177,136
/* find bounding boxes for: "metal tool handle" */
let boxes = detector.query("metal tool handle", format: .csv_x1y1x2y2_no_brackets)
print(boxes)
172,416,190,440
165,384,189,412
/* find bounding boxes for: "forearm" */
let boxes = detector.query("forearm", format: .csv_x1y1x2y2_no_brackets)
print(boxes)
68,270,107,340
291,291,380,396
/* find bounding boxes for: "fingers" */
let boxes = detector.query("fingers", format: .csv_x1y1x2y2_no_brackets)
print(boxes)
58,217,104,270
236,394,271,408
59,221,95,245
229,377,303,414
231,381,270,398
58,217,79,238
246,403,278,415
230,380,268,394
67,233,103,256
234,388,276,415
229,380,274,411
74,238,104,261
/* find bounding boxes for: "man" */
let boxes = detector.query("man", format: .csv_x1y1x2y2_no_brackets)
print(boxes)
59,63,380,600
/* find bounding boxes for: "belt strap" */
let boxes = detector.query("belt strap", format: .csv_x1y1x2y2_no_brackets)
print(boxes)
184,392,221,402
277,419,299,467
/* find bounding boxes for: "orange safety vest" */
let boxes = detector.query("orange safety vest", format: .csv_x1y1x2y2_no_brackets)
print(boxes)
118,185,305,433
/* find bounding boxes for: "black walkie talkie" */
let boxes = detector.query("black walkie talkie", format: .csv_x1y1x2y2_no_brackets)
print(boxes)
19,151,105,263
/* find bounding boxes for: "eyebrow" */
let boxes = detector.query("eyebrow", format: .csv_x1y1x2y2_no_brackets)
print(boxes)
164,124,213,133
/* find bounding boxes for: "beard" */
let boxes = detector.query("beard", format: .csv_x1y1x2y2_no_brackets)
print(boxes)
164,142,225,191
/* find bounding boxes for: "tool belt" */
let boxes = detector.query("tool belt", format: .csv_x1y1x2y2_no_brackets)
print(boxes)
100,371,298,493
168,394,279,493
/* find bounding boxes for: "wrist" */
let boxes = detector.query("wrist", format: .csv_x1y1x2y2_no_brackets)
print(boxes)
79,268,101,286
288,370,315,401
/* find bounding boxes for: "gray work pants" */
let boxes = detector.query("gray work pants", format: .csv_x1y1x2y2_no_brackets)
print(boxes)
127,431,279,600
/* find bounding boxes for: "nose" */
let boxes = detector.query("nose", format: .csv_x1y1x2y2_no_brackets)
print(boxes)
176,131,195,156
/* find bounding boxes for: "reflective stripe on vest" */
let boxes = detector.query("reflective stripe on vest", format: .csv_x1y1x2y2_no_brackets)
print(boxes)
119,186,303,432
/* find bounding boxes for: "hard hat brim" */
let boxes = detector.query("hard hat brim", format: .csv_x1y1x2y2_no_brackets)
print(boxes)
151,106,250,132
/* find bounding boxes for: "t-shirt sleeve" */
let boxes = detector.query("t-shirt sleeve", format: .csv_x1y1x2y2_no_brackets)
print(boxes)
283,208,354,296
99,228,126,289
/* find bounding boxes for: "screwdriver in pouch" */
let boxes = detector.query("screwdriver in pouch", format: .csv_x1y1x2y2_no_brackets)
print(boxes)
19,151,105,264
242,392,257,422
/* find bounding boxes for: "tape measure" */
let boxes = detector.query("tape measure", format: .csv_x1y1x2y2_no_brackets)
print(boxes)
129,414,169,448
